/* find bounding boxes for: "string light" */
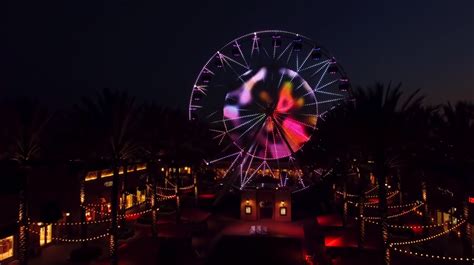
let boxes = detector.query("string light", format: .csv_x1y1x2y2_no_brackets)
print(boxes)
365,186,378,194
30,218,112,226
364,218,456,229
387,202,424,219
179,184,195,191
335,186,378,198
26,227,109,243
390,220,465,246
391,246,474,262
156,186,175,191
364,201,422,209
362,202,424,220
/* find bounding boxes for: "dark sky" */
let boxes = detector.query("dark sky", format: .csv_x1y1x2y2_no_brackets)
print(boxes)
2,0,473,109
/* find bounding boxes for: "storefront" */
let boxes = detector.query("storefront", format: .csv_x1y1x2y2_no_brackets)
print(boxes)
0,235,14,262
241,188,292,222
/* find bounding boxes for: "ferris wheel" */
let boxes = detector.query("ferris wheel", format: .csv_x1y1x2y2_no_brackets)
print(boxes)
188,30,352,191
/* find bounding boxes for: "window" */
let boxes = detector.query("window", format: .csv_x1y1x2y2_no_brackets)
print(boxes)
126,194,134,209
0,236,14,261
245,206,252,215
85,171,98,181
280,207,287,216
40,224,52,246
47,225,52,244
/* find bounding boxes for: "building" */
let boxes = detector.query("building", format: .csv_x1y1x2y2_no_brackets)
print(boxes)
240,188,292,222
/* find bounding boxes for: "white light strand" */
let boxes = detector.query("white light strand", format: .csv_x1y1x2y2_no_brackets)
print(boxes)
362,202,424,220
391,245,474,262
26,227,109,243
390,220,465,246
364,218,457,229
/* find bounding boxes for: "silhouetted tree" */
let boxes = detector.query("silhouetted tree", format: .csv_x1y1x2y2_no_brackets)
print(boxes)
73,88,139,265
0,98,51,265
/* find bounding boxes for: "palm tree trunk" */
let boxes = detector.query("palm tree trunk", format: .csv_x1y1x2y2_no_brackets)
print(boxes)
18,176,29,265
148,161,158,238
420,180,430,236
462,198,472,257
193,168,198,207
121,163,128,228
79,179,88,248
175,165,181,224
342,182,348,227
109,162,120,265
397,169,402,204
358,194,365,249
376,153,390,265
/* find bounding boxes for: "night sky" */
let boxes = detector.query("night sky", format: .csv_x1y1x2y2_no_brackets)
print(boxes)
2,0,473,109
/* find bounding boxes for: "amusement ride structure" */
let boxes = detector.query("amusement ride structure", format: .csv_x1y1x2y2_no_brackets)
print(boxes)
188,30,352,191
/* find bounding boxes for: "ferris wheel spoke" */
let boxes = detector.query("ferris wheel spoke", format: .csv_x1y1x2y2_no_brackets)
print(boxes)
294,81,308,91
302,78,338,97
251,34,260,58
315,89,345,97
286,48,293,64
211,114,263,141
314,79,339,92
231,115,266,144
271,115,295,155
273,117,300,152
277,42,293,61
261,45,271,58
208,151,242,165
310,63,330,98
203,67,215,76
222,60,246,83
193,85,208,95
234,41,250,69
299,59,330,73
274,112,316,129
304,97,344,107
226,113,265,134
243,143,258,183
242,160,265,188
264,119,270,159
295,52,300,70
211,112,262,124
218,52,249,71
223,152,242,178
297,49,313,72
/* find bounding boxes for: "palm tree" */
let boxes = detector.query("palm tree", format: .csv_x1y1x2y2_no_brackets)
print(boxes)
317,83,424,265
73,88,139,265
0,98,51,265
137,103,167,237
439,102,474,256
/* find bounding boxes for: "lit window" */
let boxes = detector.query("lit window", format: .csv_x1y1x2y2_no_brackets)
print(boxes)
0,236,14,261
245,206,252,215
85,171,98,181
126,194,134,209
40,226,46,246
46,224,52,244
39,224,52,246
101,169,113,178
280,207,287,216
104,181,113,187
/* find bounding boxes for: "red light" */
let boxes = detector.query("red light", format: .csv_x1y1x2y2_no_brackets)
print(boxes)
469,197,474,204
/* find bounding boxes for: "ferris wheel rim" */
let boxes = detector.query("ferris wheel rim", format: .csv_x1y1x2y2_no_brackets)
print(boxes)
188,29,351,121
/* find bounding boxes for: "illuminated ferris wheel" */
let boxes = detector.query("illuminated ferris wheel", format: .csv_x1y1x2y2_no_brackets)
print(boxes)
189,30,352,191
